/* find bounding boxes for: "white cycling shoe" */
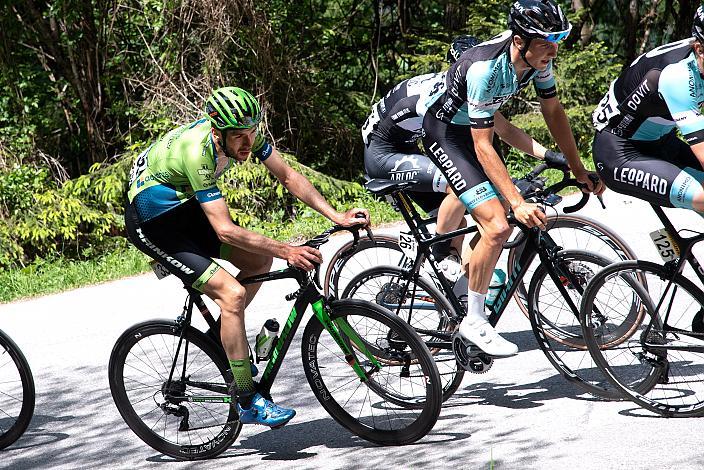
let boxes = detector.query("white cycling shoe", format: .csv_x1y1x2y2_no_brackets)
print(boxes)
458,319,518,358
438,254,463,283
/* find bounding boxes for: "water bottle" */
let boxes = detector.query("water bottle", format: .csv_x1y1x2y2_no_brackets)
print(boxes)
255,319,280,362
485,269,507,308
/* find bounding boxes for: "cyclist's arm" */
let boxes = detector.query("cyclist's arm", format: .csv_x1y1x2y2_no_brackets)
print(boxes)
200,198,322,269
262,148,345,224
538,96,585,176
200,198,291,258
493,112,548,159
471,126,524,209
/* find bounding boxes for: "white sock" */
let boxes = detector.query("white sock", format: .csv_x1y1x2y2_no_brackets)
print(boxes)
461,289,486,327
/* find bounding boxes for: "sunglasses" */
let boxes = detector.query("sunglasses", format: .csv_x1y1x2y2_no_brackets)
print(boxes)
543,27,571,43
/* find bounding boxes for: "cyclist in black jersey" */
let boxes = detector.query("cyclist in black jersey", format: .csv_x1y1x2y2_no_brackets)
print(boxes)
591,7,704,213
416,0,603,357
124,87,370,427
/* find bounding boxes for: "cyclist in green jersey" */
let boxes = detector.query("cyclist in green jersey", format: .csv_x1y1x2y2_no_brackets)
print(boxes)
125,87,369,427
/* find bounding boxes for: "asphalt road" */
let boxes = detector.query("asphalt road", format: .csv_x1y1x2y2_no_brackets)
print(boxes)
2,191,704,469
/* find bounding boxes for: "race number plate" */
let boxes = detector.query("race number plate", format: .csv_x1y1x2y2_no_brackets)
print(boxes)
150,260,172,280
649,228,680,263
398,231,417,259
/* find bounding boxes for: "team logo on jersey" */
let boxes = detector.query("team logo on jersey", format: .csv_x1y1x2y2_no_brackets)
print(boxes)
613,166,667,195
389,155,422,181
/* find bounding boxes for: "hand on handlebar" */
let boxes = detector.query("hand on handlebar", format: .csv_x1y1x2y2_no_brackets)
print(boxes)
335,208,371,228
544,150,568,169
512,201,547,230
574,171,606,196
286,245,323,271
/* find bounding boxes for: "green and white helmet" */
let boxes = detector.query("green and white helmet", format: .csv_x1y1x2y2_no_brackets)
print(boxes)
205,87,262,130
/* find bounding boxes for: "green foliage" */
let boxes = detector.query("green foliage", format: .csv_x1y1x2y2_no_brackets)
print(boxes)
0,158,130,268
398,36,448,79
0,149,373,270
0,164,54,217
507,104,596,173
553,42,621,108
465,0,508,39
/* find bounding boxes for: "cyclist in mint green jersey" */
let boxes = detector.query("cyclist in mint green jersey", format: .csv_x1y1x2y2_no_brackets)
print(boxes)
591,7,704,213
125,87,370,428
418,0,604,357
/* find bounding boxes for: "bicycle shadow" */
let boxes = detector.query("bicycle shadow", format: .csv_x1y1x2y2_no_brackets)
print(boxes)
443,371,607,410
143,413,475,464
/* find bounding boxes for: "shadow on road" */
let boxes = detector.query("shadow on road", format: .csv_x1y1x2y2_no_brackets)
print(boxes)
443,371,605,410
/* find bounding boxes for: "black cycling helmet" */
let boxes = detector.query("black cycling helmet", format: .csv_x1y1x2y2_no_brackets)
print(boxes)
447,35,481,64
508,0,571,43
693,5,704,43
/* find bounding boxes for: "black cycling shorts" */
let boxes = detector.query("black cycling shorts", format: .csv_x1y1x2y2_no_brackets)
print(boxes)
125,197,229,291
421,115,501,212
592,130,704,210
364,137,447,212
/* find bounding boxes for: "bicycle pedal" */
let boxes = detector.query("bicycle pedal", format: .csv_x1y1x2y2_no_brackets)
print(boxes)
452,334,496,373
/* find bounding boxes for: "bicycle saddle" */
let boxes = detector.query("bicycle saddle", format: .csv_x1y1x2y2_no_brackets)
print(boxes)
364,178,419,196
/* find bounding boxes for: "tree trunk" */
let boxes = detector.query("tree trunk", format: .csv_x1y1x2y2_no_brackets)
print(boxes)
13,0,109,174
673,0,698,40
619,0,640,65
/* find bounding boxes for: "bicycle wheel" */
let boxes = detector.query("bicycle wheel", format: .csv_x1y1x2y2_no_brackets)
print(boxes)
324,234,407,298
509,214,636,316
301,299,442,445
0,330,35,450
581,260,704,416
341,266,464,402
108,320,240,460
528,250,626,399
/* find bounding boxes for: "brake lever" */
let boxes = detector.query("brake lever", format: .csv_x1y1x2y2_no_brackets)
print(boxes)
587,174,606,209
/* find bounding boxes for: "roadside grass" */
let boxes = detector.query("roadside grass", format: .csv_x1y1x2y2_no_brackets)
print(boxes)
0,195,402,304
0,244,152,303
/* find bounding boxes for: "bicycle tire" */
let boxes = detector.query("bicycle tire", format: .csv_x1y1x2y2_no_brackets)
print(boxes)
325,215,636,316
301,299,442,445
340,266,464,402
325,234,409,298
528,250,627,400
581,260,704,417
108,320,240,460
0,329,35,450
508,213,636,316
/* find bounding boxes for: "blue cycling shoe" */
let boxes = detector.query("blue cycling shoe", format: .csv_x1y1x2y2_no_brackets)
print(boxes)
237,393,296,428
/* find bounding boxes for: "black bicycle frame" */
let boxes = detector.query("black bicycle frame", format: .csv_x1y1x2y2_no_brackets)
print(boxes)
170,266,380,401
650,204,704,282
387,190,582,348
635,205,704,345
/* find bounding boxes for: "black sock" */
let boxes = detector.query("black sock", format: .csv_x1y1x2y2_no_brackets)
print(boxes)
237,391,255,408
431,239,452,259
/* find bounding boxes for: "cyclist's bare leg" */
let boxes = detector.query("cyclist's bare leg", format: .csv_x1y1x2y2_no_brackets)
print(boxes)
434,190,467,271
202,270,249,361
461,200,508,275
436,190,466,238
465,198,511,294
226,246,273,307
456,197,517,355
